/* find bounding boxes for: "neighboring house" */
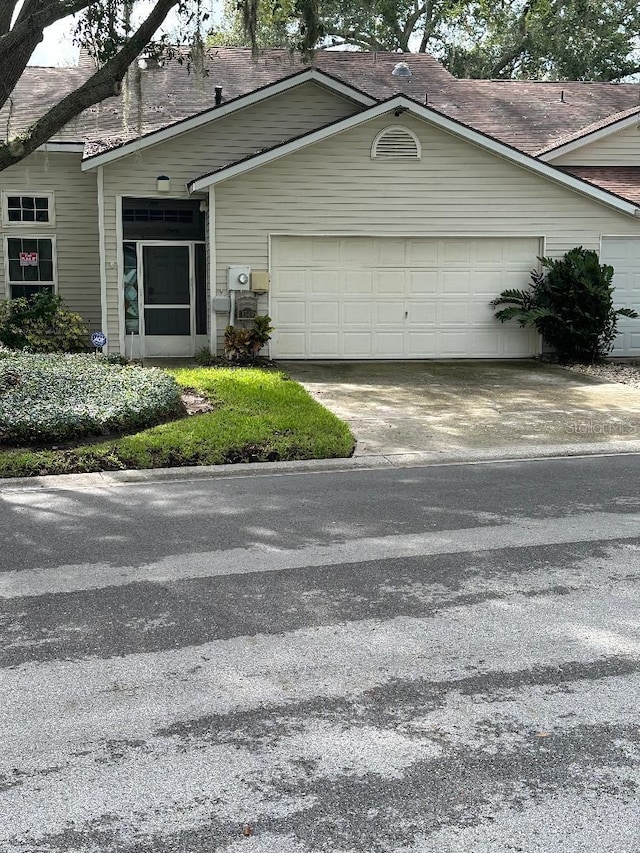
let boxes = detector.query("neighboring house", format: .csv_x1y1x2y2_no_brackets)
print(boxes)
3,48,640,359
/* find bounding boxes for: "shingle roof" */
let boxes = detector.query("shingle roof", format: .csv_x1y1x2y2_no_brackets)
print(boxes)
534,104,640,156
6,48,640,162
559,166,640,205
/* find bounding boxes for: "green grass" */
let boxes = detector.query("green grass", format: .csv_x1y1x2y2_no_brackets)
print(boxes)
0,367,355,478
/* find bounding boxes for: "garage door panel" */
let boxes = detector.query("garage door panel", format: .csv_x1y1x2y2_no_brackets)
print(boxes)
309,331,340,355
409,271,439,294
440,301,469,324
273,300,305,325
376,332,405,356
406,331,436,356
309,302,340,325
441,270,471,295
406,241,439,264
345,271,373,294
375,271,405,295
343,301,372,325
375,301,405,325
343,332,373,356
408,302,436,325
274,331,307,357
310,270,340,294
271,236,540,358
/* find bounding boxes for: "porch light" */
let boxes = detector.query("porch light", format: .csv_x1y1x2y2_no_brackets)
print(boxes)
156,175,171,193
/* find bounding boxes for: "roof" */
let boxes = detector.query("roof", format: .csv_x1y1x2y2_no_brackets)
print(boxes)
560,166,640,205
535,105,640,158
185,94,640,217
7,48,640,159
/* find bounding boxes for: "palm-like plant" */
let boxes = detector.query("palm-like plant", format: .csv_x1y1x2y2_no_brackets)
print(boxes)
491,248,638,363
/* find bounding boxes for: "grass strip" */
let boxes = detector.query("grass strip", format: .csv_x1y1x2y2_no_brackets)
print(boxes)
0,367,354,479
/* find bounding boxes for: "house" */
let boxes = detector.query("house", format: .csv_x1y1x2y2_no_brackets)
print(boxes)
3,48,640,360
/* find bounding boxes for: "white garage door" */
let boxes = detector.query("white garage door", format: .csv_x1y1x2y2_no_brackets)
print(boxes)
270,236,540,359
600,237,640,356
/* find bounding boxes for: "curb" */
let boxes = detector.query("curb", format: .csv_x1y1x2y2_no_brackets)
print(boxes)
2,440,640,491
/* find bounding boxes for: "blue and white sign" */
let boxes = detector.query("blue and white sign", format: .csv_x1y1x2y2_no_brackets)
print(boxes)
91,331,107,349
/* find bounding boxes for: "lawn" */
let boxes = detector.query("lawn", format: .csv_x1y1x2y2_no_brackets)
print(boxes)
0,366,355,478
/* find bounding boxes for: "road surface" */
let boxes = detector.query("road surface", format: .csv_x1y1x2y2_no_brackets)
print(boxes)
2,455,640,852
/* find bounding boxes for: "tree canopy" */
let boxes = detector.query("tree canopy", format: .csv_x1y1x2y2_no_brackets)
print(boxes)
0,0,319,172
210,0,640,81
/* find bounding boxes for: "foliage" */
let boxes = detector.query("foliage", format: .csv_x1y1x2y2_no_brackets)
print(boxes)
0,292,89,353
224,315,274,362
491,247,639,363
0,367,355,476
211,0,640,80
0,353,183,444
0,0,320,173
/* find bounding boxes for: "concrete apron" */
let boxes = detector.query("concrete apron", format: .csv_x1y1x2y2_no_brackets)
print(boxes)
280,360,640,457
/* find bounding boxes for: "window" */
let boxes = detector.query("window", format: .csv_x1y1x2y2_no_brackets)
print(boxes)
5,237,56,299
2,192,54,225
371,126,421,160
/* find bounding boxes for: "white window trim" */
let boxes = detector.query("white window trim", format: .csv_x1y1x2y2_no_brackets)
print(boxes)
3,234,58,297
1,190,55,227
371,125,422,160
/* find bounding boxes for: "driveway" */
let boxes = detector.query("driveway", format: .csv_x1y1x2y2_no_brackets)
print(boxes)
279,360,640,456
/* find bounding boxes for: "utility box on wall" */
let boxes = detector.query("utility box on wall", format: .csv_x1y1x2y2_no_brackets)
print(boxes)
227,265,251,291
251,270,270,293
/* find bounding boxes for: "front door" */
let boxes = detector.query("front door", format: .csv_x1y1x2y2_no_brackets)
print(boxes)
141,244,193,357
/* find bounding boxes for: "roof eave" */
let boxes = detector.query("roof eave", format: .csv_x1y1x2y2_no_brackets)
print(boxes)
539,109,640,162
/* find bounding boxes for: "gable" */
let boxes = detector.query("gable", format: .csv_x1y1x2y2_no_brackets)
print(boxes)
216,112,638,225
99,81,363,193
550,121,640,166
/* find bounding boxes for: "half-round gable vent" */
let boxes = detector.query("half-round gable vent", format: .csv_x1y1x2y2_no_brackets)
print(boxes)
371,126,421,160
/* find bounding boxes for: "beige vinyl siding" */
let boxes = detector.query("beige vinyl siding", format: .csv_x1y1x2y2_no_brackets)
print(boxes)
551,123,640,166
100,81,361,351
214,113,640,352
0,151,100,327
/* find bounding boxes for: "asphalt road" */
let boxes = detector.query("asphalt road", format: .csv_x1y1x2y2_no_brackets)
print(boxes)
2,455,640,852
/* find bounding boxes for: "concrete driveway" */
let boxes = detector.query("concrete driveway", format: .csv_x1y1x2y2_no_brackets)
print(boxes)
280,360,640,456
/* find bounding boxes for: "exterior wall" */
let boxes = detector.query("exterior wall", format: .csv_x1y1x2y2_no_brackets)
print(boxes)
99,81,362,352
551,123,640,166
213,113,640,353
0,151,101,328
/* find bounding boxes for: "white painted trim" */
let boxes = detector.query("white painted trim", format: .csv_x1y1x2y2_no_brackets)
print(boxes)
371,125,421,160
3,233,58,295
1,190,55,227
539,110,640,162
97,166,108,336
208,186,217,354
81,69,376,171
38,143,85,154
115,195,126,355
188,95,640,217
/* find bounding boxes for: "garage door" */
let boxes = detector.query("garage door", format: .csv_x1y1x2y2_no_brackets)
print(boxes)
600,237,640,356
270,236,540,359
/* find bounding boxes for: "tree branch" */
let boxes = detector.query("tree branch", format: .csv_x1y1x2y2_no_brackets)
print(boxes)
0,0,92,111
0,0,180,171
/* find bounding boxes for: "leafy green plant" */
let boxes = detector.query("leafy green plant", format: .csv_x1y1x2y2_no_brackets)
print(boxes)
0,292,89,353
491,247,638,363
224,315,273,362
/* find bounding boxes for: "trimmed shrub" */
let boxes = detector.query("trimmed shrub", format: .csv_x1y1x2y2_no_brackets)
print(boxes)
0,292,89,353
0,353,184,444
491,248,638,363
